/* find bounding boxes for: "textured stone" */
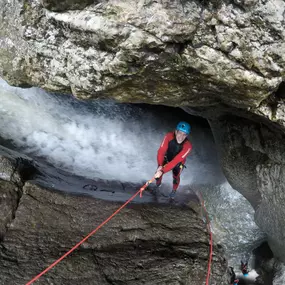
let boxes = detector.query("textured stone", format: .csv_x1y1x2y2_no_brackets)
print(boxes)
0,182,227,285
0,180,19,240
0,146,39,241
0,0,285,115
209,116,285,260
0,145,38,186
2,0,285,278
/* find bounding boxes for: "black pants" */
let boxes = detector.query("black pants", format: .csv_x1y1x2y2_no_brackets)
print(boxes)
156,160,184,191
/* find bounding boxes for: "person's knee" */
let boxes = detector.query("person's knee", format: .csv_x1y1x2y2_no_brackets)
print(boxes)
172,166,180,176
173,177,179,185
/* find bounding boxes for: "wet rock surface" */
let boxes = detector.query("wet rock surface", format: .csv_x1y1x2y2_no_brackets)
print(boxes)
0,180,19,241
0,147,39,241
0,148,228,284
210,115,285,260
0,182,227,285
1,0,285,280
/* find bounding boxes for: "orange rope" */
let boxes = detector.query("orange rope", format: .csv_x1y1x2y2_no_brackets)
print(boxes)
25,179,213,285
26,178,154,285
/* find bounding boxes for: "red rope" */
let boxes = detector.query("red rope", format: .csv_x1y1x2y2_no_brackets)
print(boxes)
25,179,213,285
26,178,154,285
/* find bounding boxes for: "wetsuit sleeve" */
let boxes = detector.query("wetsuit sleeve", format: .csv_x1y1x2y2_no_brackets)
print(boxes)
162,140,192,173
157,132,172,166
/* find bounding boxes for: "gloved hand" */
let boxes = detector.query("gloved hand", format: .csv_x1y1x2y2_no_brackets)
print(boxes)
157,166,163,171
154,166,164,179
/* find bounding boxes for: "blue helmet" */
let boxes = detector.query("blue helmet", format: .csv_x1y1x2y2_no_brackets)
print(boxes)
176,121,191,135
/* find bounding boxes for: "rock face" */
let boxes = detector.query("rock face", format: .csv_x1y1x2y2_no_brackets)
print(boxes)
0,180,19,240
41,0,99,12
0,183,227,285
2,0,285,276
0,0,285,116
0,147,38,240
210,116,285,260
0,150,228,284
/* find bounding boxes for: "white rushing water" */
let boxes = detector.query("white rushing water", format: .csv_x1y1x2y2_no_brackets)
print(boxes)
1,78,284,283
0,78,222,185
198,182,266,267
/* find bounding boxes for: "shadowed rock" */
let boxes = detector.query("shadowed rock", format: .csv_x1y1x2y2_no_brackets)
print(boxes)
0,147,228,284
210,115,285,261
0,147,39,241
0,180,19,241
41,0,100,12
0,182,228,285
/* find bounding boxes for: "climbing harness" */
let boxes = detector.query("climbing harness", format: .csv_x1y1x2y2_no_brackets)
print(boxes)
25,179,213,285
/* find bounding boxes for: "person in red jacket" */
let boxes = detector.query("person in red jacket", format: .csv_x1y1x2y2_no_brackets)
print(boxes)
154,121,192,198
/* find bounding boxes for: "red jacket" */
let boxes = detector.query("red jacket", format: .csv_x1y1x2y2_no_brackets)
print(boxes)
157,131,192,173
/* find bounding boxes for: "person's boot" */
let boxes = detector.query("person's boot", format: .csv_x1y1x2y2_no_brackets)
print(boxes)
169,190,176,199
